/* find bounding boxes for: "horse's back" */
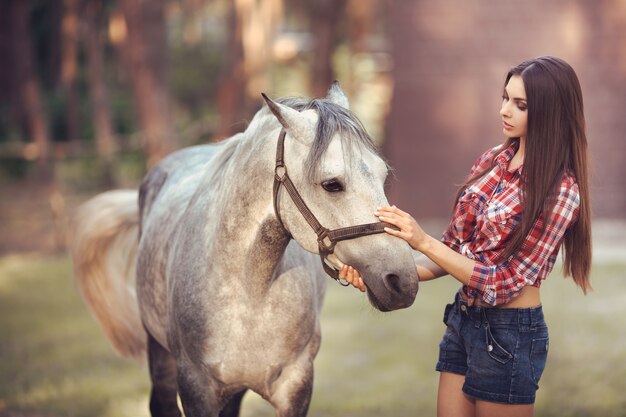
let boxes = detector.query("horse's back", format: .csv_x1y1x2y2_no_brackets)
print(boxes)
139,144,221,223
136,142,229,347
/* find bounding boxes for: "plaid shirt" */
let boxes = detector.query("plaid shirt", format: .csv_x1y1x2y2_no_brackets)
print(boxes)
441,141,580,306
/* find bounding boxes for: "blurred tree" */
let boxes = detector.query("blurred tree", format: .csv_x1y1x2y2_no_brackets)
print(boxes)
84,0,117,187
306,0,347,97
215,0,248,139
347,0,376,54
118,0,174,167
216,0,282,139
60,0,81,146
8,0,52,178
0,0,19,141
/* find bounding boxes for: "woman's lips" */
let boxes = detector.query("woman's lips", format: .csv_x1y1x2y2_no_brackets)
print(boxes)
502,121,514,130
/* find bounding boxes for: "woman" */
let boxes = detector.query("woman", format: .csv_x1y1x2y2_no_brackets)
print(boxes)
340,56,591,417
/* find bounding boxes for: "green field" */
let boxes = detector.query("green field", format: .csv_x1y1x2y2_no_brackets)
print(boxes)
1,254,625,417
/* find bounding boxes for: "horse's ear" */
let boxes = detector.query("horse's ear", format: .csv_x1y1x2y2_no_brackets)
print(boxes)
261,93,312,139
326,80,350,110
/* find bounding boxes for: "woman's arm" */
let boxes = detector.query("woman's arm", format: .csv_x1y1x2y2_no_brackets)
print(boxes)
413,252,448,281
412,235,473,285
339,208,465,291
377,206,474,285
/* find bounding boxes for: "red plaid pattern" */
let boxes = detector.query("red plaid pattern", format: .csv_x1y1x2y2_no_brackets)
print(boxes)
441,142,580,306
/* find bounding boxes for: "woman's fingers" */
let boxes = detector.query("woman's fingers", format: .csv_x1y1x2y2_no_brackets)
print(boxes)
376,211,413,234
376,206,410,225
377,205,408,218
375,205,422,249
348,266,366,292
339,265,366,292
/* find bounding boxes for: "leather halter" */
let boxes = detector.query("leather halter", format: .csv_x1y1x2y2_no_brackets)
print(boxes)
272,129,399,284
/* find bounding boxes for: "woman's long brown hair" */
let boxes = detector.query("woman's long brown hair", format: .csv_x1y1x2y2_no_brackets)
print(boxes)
455,56,592,293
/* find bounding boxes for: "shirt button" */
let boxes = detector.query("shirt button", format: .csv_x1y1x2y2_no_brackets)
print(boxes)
460,304,467,312
488,344,494,352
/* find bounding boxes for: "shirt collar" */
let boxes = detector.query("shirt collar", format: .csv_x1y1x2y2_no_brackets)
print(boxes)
495,139,523,174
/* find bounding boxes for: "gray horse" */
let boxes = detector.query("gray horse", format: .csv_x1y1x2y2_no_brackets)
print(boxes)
71,83,419,417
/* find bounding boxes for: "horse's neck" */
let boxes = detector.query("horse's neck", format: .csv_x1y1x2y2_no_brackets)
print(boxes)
207,129,291,287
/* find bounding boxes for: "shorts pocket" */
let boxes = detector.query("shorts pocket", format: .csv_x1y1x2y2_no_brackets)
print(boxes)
530,337,549,383
485,325,513,364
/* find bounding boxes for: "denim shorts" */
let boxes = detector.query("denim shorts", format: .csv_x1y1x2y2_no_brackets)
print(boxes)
435,292,549,404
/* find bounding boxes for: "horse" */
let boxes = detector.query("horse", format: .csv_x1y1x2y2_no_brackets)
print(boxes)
70,82,419,417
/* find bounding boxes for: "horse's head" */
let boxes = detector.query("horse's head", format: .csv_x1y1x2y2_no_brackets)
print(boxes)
262,83,419,312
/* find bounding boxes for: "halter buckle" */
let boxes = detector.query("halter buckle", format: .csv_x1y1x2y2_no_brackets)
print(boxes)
317,228,336,254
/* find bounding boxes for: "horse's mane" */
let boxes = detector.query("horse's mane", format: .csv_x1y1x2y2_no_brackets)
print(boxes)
208,96,383,185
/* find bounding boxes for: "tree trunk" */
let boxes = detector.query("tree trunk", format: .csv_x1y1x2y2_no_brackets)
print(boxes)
84,0,117,187
0,0,19,132
347,0,376,54
10,0,52,178
309,0,347,98
215,0,247,140
60,0,81,145
118,0,174,167
216,0,282,140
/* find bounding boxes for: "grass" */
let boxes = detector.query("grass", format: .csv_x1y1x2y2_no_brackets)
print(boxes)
0,254,625,417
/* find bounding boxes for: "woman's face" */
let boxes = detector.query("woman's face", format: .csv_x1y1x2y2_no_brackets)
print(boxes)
500,74,528,139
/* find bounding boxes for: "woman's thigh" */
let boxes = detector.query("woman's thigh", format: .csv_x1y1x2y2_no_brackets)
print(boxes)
437,372,475,417
475,400,534,417
438,372,535,417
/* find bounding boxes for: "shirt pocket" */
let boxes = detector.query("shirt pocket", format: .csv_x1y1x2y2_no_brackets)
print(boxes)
483,202,520,243
453,188,480,228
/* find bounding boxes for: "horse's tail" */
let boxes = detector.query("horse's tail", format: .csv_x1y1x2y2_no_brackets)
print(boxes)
70,189,146,359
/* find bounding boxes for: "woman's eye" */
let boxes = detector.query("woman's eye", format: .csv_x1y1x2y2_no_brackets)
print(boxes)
517,105,527,111
502,95,509,102
321,179,344,193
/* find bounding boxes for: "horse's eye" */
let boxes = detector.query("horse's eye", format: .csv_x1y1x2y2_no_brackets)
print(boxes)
321,179,344,193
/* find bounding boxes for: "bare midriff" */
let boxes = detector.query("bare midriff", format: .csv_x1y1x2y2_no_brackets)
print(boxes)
462,285,542,308
498,285,541,308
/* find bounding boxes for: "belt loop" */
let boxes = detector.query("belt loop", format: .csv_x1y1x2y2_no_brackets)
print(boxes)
517,308,534,333
530,307,538,331
477,308,487,329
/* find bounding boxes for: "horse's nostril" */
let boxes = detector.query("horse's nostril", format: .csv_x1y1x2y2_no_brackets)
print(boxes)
383,273,403,294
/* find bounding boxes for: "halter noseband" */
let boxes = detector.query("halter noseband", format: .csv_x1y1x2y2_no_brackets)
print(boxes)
272,129,399,285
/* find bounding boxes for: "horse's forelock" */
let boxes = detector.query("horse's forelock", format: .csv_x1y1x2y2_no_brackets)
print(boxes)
288,98,381,181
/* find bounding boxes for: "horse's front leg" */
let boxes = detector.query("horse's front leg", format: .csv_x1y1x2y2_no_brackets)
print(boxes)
269,360,315,417
176,362,223,417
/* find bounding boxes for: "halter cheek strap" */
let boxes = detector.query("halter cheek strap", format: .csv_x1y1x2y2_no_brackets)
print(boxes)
272,129,399,284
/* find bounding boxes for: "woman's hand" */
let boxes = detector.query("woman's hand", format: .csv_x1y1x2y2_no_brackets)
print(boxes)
338,205,431,293
339,265,366,292
376,205,430,251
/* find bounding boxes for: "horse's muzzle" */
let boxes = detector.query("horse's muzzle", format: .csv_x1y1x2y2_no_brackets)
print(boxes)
363,270,419,312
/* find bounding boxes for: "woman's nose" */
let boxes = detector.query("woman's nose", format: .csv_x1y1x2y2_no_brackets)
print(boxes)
500,103,510,117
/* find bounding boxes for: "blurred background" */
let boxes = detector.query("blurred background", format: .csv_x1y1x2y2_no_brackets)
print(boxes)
1,1,625,416
1,0,626,253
